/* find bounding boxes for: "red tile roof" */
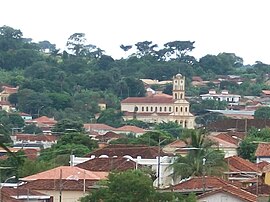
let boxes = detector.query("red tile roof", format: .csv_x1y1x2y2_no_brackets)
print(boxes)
1,187,48,201
15,134,57,142
121,95,174,104
208,136,238,148
115,125,146,133
84,123,116,131
28,116,57,125
1,86,18,94
255,143,270,157
86,144,167,158
257,161,270,170
215,133,240,145
22,166,108,181
171,176,230,192
165,139,187,148
198,184,257,202
244,184,270,196
76,157,138,171
20,179,99,191
225,156,259,173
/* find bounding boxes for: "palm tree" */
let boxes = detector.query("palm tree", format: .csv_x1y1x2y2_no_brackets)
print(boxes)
170,129,227,181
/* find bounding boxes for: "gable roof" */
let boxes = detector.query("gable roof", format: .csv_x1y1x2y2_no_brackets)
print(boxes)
257,161,270,170
84,123,116,131
86,144,167,158
114,125,146,133
208,136,238,148
15,134,57,142
198,184,257,202
95,131,124,142
22,166,108,181
215,133,240,145
171,176,230,192
165,139,187,148
20,179,98,191
28,116,57,125
225,156,259,173
255,143,270,157
76,157,138,172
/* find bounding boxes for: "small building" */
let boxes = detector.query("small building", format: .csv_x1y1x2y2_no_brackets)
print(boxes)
200,89,241,106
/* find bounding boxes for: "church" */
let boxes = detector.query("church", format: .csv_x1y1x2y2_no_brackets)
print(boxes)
121,74,195,129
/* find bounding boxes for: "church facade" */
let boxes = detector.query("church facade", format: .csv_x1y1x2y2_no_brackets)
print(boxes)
121,74,195,129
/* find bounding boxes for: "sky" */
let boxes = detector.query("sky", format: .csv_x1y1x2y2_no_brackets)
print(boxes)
1,0,270,65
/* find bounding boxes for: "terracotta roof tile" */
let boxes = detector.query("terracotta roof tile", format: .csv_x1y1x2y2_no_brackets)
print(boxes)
244,183,270,196
171,176,230,192
1,187,48,201
86,144,167,158
225,156,259,172
20,179,99,191
207,119,270,132
22,148,39,160
215,133,240,145
255,143,270,157
76,157,138,171
28,116,57,125
15,134,57,142
22,166,108,181
257,161,270,170
208,136,238,148
165,139,187,148
198,184,257,202
1,86,18,94
115,125,146,133
95,132,124,142
84,123,116,131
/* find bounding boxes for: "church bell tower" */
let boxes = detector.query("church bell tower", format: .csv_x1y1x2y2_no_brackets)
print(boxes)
173,73,185,100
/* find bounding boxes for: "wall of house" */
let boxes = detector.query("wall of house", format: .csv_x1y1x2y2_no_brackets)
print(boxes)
198,193,245,202
38,190,86,202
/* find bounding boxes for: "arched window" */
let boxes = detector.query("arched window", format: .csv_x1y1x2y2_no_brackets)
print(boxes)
155,107,158,112
185,107,188,112
169,107,172,111
176,107,178,112
142,107,144,111
164,107,167,112
180,107,183,112
160,107,162,112
174,93,177,99
146,107,148,111
151,107,153,111
185,121,187,128
134,106,138,112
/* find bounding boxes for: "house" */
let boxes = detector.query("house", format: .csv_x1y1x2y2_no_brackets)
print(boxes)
206,119,270,132
255,143,270,164
121,74,195,129
0,187,52,201
168,176,257,202
94,131,124,144
197,184,257,202
70,144,174,188
76,156,138,172
200,89,241,106
224,156,260,185
19,112,33,121
83,123,116,135
208,135,238,158
21,166,108,202
112,125,147,137
26,116,57,133
11,134,58,149
162,139,187,155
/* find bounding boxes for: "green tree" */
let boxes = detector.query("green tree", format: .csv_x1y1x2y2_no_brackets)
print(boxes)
154,121,182,138
23,124,42,134
52,119,84,133
254,106,270,119
170,129,226,180
97,108,124,127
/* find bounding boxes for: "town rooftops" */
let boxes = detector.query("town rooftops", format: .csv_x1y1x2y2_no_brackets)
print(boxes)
15,134,57,142
22,166,108,181
76,157,138,172
225,156,260,173
114,125,146,134
20,179,99,191
255,143,270,157
197,184,257,202
84,123,116,131
215,133,240,145
86,144,167,159
171,176,230,192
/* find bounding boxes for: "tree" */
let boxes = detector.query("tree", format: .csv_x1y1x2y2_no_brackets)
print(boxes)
170,129,226,181
23,124,42,134
97,108,124,127
163,41,195,61
52,119,84,133
154,121,183,138
254,107,270,119
135,41,157,57
120,44,132,52
66,33,87,56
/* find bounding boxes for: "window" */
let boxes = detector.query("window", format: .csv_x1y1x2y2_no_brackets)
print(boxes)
164,107,167,112
185,107,187,112
155,107,158,111
151,107,153,111
134,106,138,111
180,94,183,99
146,107,148,111
169,107,172,111
174,93,177,99
180,107,183,112
176,107,178,112
160,107,162,112
142,107,144,111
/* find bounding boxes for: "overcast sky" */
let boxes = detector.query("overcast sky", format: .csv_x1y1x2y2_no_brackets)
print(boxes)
1,0,270,65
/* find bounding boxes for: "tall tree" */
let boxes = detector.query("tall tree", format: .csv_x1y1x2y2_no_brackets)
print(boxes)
66,33,87,56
